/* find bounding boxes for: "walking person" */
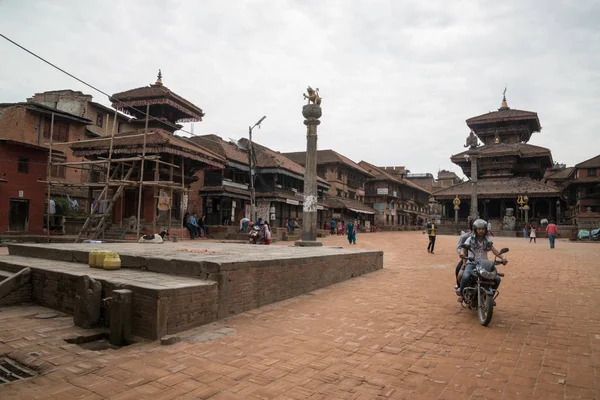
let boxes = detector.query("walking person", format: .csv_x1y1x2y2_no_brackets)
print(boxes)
346,220,356,245
546,220,558,249
426,218,436,254
264,221,272,245
188,213,199,239
330,218,336,235
529,223,537,243
522,224,527,239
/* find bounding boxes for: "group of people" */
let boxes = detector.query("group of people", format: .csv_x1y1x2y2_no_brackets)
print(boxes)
326,219,360,244
328,219,347,236
522,221,559,247
184,212,209,239
433,216,560,302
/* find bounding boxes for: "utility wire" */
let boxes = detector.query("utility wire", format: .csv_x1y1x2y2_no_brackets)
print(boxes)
0,33,239,147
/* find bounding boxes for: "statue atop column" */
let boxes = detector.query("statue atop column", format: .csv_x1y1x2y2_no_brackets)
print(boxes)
296,86,323,247
303,86,322,105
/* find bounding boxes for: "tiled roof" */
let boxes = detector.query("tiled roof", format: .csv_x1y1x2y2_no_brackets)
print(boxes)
566,176,600,185
189,135,249,166
283,150,374,177
238,139,328,185
70,129,225,167
432,177,560,199
466,108,540,130
544,167,575,181
575,155,600,169
451,143,552,161
111,83,204,122
359,161,431,195
324,197,378,214
199,185,251,199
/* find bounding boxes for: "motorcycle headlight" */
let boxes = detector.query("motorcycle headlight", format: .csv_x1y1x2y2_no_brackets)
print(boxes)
477,266,497,280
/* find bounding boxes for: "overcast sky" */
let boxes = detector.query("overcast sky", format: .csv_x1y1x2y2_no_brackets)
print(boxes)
1,0,599,177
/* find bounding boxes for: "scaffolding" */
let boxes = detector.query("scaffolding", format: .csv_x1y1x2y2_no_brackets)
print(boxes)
42,108,188,243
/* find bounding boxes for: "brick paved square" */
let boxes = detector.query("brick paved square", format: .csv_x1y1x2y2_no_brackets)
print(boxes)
1,232,599,399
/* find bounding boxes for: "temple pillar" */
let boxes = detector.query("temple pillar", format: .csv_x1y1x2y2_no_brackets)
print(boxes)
296,96,322,247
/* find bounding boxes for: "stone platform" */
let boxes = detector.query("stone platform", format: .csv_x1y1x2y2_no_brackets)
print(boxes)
1,242,383,340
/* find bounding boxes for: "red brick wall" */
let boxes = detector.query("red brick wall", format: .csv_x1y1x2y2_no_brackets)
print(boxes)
0,143,48,234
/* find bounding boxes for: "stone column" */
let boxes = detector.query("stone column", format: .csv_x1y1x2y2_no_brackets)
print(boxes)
470,153,478,220
109,289,132,346
296,103,322,247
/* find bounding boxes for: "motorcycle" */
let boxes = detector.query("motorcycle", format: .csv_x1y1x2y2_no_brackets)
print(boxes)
248,224,266,245
457,245,509,326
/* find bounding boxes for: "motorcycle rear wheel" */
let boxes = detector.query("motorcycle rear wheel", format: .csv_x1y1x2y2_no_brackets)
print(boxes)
477,290,494,326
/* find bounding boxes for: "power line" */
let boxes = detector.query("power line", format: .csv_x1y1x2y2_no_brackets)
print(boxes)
0,33,234,146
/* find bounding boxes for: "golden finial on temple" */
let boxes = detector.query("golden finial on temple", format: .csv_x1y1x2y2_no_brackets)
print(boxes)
499,86,509,110
156,69,163,85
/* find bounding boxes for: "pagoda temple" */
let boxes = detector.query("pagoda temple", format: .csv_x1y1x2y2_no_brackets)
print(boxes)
433,92,560,229
70,71,224,240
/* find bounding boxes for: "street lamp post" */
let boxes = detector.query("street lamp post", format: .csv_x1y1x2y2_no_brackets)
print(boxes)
464,130,480,221
248,116,266,222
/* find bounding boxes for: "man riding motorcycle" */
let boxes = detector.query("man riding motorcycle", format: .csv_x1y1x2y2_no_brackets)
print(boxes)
457,219,507,303
454,219,474,288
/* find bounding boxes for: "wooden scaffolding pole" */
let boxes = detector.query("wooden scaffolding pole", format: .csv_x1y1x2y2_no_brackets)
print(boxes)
180,157,185,239
120,163,124,228
102,108,119,241
152,159,159,234
168,154,174,232
136,104,150,239
45,113,55,244
43,132,155,146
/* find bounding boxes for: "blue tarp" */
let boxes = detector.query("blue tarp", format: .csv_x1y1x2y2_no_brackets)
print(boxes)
578,228,600,239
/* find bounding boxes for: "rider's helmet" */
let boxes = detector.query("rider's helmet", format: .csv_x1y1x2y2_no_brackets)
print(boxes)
472,219,488,235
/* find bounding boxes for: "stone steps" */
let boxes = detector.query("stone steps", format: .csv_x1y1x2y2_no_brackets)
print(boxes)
2,241,383,342
0,255,217,340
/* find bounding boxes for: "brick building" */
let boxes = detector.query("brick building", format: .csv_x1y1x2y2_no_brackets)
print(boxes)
545,155,600,225
0,102,92,234
185,135,330,228
359,161,431,229
0,140,49,234
283,149,376,227
28,90,136,139
69,73,225,239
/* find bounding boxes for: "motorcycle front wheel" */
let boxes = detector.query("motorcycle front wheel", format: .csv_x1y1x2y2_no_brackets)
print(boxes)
477,289,494,326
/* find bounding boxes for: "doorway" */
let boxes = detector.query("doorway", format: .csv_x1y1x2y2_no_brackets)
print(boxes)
9,199,29,232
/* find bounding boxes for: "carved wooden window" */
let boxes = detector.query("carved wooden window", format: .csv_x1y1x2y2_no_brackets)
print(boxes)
43,119,69,142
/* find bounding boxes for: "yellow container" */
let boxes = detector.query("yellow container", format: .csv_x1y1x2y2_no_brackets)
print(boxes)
88,250,97,268
94,251,110,268
103,252,121,270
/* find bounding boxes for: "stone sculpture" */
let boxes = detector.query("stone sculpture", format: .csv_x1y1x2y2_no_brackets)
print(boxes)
303,86,322,105
464,130,479,149
73,275,102,329
502,208,516,230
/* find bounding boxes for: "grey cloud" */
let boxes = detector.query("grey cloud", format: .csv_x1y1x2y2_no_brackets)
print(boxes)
1,0,599,176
